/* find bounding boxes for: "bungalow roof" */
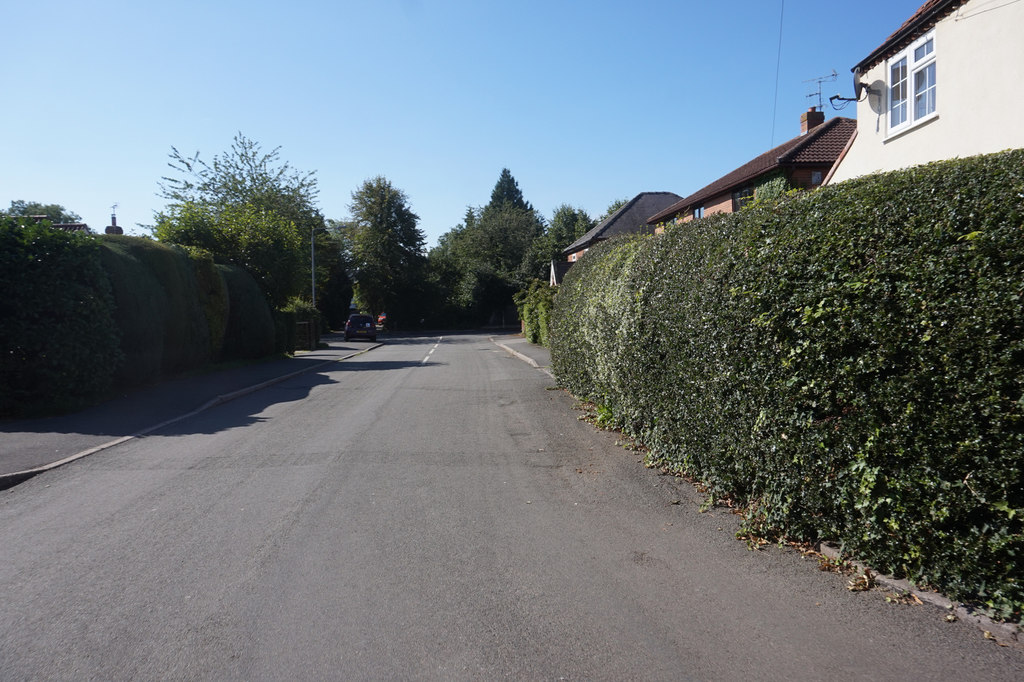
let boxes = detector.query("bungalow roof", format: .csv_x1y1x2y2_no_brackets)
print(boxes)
562,191,682,256
647,117,856,225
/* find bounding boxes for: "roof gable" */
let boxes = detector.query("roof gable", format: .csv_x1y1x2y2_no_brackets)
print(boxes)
562,191,682,255
647,117,856,225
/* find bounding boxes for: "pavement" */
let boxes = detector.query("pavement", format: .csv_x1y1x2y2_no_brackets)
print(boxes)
0,332,553,490
490,333,552,377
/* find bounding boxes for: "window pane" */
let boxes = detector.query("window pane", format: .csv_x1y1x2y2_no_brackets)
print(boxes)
890,57,907,127
914,62,936,119
914,38,934,62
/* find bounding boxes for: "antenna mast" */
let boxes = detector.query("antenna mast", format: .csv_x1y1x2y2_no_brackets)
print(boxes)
804,70,837,110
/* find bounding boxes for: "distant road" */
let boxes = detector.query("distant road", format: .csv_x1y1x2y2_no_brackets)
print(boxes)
1,333,1021,680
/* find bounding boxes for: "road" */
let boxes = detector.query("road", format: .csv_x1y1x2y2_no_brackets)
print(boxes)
1,333,1022,680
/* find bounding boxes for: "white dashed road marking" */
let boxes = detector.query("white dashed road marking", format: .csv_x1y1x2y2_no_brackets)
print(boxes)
423,337,443,364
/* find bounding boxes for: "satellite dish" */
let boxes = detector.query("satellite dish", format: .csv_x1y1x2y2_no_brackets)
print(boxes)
853,67,865,99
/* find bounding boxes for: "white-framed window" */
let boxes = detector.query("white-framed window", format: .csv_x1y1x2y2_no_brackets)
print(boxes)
887,29,937,135
692,206,705,219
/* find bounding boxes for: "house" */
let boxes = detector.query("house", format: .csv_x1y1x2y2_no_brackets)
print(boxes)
549,260,573,287
829,0,1024,183
561,191,683,264
17,215,92,233
647,111,856,226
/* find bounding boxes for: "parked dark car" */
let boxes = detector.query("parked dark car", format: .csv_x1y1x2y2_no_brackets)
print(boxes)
344,314,377,342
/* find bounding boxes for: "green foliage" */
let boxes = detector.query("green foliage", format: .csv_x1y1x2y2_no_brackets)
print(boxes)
551,150,1024,622
192,251,230,361
99,236,171,385
159,133,320,233
280,296,322,349
156,134,321,307
2,200,82,224
0,219,121,416
101,236,212,376
317,221,354,330
346,176,427,328
428,170,546,325
753,172,788,203
598,197,629,222
154,201,306,308
514,279,557,346
489,167,533,212
217,264,276,360
524,205,595,280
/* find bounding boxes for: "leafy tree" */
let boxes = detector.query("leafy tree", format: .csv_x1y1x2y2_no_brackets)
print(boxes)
155,134,323,307
477,169,545,280
426,169,548,325
3,200,81,223
153,201,305,307
159,134,320,229
317,220,354,330
347,176,426,327
598,197,629,222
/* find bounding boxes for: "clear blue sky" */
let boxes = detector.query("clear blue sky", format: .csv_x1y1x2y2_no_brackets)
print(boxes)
2,1,921,247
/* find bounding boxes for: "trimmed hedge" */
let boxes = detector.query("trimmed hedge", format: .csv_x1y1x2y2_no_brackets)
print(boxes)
99,237,171,385
218,264,276,360
551,149,1024,621
0,220,122,415
514,279,557,346
1,229,278,416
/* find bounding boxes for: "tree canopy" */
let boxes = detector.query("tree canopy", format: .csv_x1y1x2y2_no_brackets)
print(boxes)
3,200,81,223
427,169,547,325
346,176,426,326
154,134,324,308
159,133,321,231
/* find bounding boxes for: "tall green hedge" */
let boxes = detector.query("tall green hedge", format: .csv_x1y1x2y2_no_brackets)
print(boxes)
107,237,212,375
514,279,557,346
99,237,171,385
217,264,276,359
551,149,1024,622
0,220,122,415
1,229,278,416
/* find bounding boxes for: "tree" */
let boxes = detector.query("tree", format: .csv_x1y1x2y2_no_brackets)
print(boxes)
159,134,320,230
598,197,629,222
153,201,306,307
488,168,532,212
549,204,595,254
425,170,547,325
3,200,81,223
517,204,595,283
155,134,322,307
347,176,426,327
477,169,545,281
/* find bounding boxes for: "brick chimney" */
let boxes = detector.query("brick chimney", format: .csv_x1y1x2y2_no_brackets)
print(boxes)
105,213,123,235
800,107,825,135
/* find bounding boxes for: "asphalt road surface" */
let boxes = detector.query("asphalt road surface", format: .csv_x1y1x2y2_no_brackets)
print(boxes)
1,333,1022,680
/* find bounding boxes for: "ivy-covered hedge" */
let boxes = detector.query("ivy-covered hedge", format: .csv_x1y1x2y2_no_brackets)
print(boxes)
0,220,122,415
551,149,1024,622
514,279,557,346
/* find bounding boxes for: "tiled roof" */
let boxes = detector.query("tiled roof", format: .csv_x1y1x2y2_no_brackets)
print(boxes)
562,191,682,256
854,0,967,72
647,117,856,225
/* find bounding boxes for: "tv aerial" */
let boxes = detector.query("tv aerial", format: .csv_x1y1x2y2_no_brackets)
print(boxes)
804,70,838,111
